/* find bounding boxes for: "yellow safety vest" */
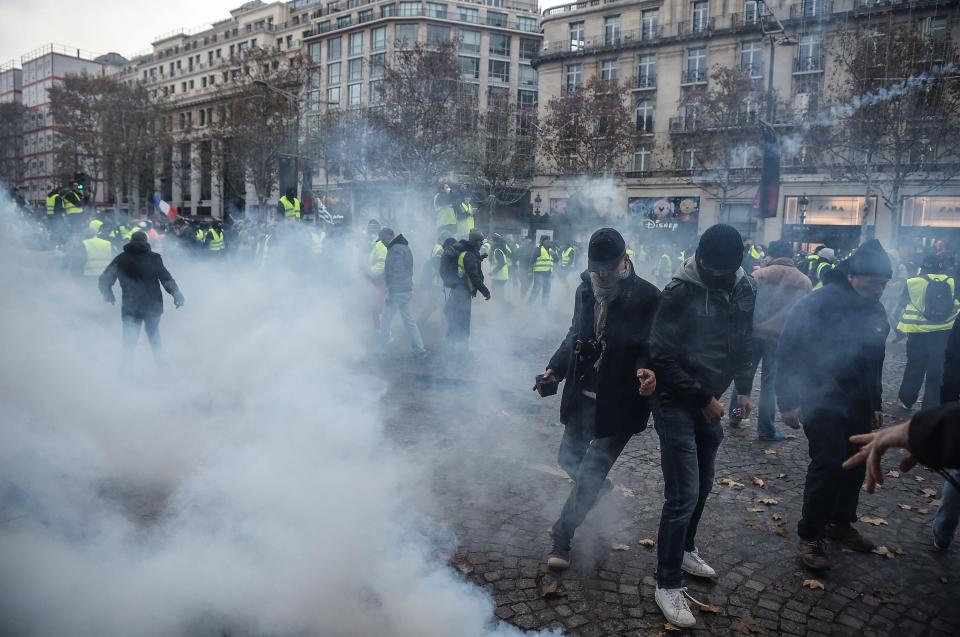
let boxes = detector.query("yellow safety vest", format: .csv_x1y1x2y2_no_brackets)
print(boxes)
369,240,387,276
562,247,576,267
492,247,510,281
62,192,83,214
456,202,475,237
534,246,554,273
45,193,60,215
749,245,763,260
82,237,113,276
897,275,959,333
280,196,301,219
436,205,457,229
207,228,225,251
813,261,832,290
457,250,475,292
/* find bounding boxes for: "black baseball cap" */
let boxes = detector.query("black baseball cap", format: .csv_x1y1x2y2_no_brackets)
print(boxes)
587,228,626,272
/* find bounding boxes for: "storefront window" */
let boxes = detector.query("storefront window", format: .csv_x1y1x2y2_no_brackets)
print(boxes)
783,195,868,225
901,197,960,228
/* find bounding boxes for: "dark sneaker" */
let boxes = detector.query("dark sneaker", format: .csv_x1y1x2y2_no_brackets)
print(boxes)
547,536,571,571
933,527,950,551
758,431,790,442
798,538,832,571
826,523,876,552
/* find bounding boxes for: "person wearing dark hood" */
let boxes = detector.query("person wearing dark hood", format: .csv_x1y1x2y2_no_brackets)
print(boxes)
536,228,659,571
776,239,892,572
443,228,490,349
728,239,811,440
648,223,756,628
98,231,184,365
379,227,427,359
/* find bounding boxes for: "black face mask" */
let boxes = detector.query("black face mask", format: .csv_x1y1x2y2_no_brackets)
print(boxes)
696,256,737,290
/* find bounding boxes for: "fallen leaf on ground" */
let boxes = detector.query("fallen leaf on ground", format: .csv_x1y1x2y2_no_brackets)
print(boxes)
921,488,938,498
873,588,904,605
898,503,913,510
872,545,903,558
719,478,746,489
758,498,780,506
453,558,475,575
611,543,630,552
745,521,766,530
699,600,722,614
595,609,610,621
772,512,783,521
732,611,763,634
746,507,766,513
775,521,790,537
777,473,787,479
859,516,888,526
941,576,949,584
840,547,855,554
918,508,930,514
751,476,765,488
887,470,901,478
932,499,942,507
803,578,825,590
638,538,656,548
762,449,777,455
915,475,926,482
664,623,683,632
535,573,566,599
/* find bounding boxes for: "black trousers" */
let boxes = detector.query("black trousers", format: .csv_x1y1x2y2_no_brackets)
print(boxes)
552,394,631,542
798,409,870,540
444,286,472,344
898,331,951,409
528,271,552,305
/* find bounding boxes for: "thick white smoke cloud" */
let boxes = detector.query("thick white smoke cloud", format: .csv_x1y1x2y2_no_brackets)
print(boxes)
0,206,560,637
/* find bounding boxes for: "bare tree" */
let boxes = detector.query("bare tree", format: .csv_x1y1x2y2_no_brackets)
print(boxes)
812,22,960,240
49,74,111,199
208,46,308,214
0,102,26,187
538,75,635,176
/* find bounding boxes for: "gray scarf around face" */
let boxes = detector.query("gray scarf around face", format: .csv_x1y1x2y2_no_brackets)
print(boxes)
589,261,632,369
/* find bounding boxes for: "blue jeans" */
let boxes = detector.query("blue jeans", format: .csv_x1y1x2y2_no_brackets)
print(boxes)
380,291,426,354
727,339,778,437
655,403,724,588
934,470,960,548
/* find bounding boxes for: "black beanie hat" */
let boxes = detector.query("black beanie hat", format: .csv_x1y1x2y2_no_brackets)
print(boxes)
847,239,892,278
130,230,149,243
696,224,744,270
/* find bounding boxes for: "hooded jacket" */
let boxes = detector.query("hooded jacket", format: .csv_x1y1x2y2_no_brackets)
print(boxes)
99,241,182,317
752,257,813,341
548,270,660,437
909,402,960,469
448,239,489,298
650,258,757,408
775,262,889,419
384,234,414,293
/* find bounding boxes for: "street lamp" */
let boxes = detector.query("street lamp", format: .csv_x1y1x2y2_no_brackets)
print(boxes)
253,79,302,196
534,193,542,215
798,193,809,225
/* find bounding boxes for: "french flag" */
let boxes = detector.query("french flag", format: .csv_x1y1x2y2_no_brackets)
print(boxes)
152,193,178,221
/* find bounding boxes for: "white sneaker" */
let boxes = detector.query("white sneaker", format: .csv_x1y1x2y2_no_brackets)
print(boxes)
681,549,717,578
655,586,696,628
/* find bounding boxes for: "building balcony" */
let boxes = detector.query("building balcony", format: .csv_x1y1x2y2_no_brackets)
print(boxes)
731,11,764,29
677,17,715,36
789,0,834,20
634,74,656,90
739,62,764,79
794,55,824,73
680,68,707,85
669,116,701,133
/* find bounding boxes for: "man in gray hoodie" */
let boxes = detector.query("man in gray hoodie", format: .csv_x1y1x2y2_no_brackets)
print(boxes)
379,228,427,359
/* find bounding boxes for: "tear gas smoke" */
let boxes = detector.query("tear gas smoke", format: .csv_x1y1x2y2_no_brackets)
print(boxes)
0,196,560,637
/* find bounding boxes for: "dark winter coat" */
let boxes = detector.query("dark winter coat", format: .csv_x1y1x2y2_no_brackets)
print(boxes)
384,234,414,293
650,258,757,408
548,270,660,438
450,239,489,298
98,241,182,317
775,265,889,419
940,316,960,405
909,402,960,469
752,257,813,341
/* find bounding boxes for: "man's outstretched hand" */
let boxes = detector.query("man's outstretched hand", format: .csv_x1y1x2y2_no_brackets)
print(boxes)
843,420,917,493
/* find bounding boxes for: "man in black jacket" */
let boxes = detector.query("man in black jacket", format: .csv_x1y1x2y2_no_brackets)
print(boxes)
649,223,756,628
99,231,184,365
379,228,427,359
444,229,490,349
537,228,659,571
777,240,891,572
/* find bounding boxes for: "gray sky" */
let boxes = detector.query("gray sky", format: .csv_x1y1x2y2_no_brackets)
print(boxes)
0,0,565,66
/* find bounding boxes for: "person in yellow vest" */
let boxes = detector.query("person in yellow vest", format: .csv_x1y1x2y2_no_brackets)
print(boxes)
278,188,301,220
528,235,558,305
490,233,512,303
205,220,226,257
810,247,838,290
368,227,390,330
65,219,115,278
60,181,86,235
452,187,475,238
443,229,490,349
418,232,454,329
896,254,960,410
434,183,457,235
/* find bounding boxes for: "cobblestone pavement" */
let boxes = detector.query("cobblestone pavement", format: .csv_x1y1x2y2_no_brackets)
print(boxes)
379,312,959,637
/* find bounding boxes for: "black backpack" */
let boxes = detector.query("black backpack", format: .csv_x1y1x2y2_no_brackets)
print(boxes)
440,247,463,288
922,276,954,322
